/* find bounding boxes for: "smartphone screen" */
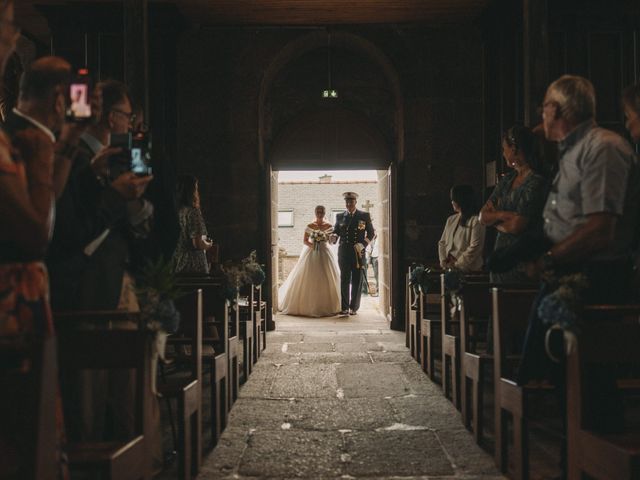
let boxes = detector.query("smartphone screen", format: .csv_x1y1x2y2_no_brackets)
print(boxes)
131,147,151,176
67,69,92,122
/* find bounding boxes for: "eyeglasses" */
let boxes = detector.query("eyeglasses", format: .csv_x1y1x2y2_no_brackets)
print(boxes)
111,108,136,124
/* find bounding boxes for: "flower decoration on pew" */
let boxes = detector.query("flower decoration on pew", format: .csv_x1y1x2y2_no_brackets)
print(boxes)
443,268,464,294
135,256,182,334
409,264,433,293
537,272,589,334
221,250,266,302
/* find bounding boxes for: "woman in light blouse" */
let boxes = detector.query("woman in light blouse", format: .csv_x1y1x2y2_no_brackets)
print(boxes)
438,184,485,272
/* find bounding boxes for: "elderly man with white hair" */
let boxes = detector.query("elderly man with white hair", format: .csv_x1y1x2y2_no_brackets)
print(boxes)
518,75,640,444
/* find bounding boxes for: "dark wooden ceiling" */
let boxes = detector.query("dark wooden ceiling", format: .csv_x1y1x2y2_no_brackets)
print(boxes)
177,0,490,25
18,0,490,40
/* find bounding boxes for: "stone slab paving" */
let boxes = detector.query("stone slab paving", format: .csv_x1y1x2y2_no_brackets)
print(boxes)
199,298,505,479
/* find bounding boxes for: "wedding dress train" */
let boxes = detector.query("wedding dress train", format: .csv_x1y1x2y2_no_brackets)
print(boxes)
278,236,341,317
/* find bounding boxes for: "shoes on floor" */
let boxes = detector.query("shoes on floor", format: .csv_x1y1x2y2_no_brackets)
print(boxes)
338,310,349,317
349,309,358,315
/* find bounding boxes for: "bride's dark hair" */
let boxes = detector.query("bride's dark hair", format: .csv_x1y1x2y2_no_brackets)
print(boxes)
315,205,326,213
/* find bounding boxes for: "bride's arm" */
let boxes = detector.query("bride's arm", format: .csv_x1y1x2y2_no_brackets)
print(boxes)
303,227,314,249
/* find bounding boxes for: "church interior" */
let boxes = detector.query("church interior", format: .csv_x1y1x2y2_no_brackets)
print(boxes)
3,0,640,479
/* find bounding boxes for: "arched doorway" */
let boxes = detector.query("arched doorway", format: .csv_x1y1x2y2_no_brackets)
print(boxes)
259,31,404,329
270,107,393,320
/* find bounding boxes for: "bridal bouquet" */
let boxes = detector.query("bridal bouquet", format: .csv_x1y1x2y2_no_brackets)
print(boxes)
309,229,331,251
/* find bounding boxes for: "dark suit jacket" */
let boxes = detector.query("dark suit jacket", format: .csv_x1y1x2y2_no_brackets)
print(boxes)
46,137,129,310
333,209,375,261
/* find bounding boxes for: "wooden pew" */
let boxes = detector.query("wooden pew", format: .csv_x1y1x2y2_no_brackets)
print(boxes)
175,274,239,408
238,289,255,383
407,266,420,361
419,270,443,382
253,284,267,355
458,281,492,445
492,287,542,480
228,292,240,406
176,280,230,446
0,335,58,480
160,289,203,480
441,272,489,409
57,329,152,480
460,282,538,446
567,305,640,480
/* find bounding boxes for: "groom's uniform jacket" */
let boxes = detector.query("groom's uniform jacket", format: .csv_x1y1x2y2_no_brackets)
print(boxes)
334,209,375,268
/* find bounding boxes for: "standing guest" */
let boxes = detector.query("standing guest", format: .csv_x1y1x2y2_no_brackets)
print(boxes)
622,83,640,294
369,234,380,295
623,83,640,144
480,125,548,283
47,80,152,312
47,80,153,451
1,53,96,330
172,174,212,274
519,75,640,439
439,185,485,272
0,14,95,478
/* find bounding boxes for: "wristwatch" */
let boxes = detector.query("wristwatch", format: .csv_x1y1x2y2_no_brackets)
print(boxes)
540,251,555,271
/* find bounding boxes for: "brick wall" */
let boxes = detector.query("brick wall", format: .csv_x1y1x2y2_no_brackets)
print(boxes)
276,179,380,256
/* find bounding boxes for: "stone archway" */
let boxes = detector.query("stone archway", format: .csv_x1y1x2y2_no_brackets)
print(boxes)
258,30,404,168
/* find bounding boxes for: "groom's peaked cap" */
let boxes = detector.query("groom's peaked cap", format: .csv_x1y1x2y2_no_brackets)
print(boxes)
343,191,358,200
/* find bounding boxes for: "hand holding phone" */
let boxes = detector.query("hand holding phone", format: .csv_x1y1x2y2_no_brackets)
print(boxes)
66,68,92,123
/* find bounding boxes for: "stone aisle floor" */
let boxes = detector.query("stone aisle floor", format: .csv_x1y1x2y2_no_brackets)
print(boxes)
199,297,504,479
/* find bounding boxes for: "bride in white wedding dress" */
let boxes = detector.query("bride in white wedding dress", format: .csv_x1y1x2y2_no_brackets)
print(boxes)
278,205,342,317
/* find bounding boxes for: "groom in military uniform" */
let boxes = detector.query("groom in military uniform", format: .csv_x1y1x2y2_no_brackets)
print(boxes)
332,192,375,317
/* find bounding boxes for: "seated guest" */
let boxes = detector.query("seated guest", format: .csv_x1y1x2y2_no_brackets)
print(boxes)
623,82,640,144
480,125,548,283
438,184,485,271
519,76,639,440
172,174,213,274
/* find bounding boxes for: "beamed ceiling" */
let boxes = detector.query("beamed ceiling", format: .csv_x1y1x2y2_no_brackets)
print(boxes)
18,0,490,40
176,0,490,25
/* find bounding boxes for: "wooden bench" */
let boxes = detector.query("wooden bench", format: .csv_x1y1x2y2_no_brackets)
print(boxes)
419,270,443,382
492,287,542,480
57,329,152,480
441,272,489,409
238,291,255,384
174,274,239,409
458,281,492,445
228,291,240,406
406,267,420,362
567,305,640,480
0,335,58,480
253,284,267,355
161,289,203,480
176,280,230,446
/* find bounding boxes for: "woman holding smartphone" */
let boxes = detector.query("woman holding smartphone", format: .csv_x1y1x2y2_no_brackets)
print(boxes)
172,174,213,274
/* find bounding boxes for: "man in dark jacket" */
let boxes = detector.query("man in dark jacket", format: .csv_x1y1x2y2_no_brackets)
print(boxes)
333,192,375,316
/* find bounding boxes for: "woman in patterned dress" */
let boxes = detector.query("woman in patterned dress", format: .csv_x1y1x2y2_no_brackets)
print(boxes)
479,125,549,283
172,175,213,274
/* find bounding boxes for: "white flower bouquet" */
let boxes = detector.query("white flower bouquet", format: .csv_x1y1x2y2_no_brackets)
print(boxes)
309,229,331,251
